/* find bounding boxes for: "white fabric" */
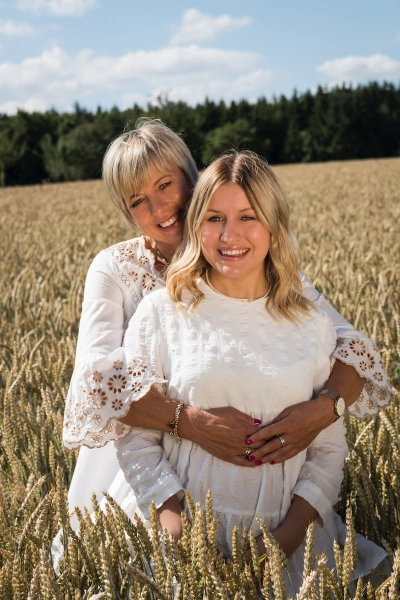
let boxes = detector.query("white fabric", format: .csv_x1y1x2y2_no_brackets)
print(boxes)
63,237,393,452
115,282,386,595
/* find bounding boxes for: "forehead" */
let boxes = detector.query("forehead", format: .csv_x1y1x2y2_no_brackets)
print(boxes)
127,159,176,199
208,183,252,210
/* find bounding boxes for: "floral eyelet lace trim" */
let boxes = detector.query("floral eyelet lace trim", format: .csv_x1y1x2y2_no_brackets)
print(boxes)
63,356,166,450
333,337,394,417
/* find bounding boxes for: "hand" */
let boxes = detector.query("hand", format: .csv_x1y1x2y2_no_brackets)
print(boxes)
181,406,263,467
244,396,335,465
157,496,183,540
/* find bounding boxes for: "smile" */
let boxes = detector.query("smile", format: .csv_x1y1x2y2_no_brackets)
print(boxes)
218,249,249,256
158,213,179,228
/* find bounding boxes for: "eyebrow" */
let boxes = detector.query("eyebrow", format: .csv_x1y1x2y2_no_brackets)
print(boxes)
206,207,255,213
129,173,173,201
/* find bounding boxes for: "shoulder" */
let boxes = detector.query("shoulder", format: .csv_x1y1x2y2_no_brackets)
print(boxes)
299,271,321,302
310,307,337,355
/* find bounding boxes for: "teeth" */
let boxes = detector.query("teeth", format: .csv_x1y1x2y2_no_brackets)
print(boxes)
159,214,178,228
220,249,248,256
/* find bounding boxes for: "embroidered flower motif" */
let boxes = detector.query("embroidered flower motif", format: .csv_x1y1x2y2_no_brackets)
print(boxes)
76,405,89,422
90,414,102,425
92,370,103,383
87,388,108,408
115,422,126,437
377,389,387,401
366,353,375,369
112,399,123,411
139,255,149,264
359,361,367,372
107,374,127,394
142,272,156,292
349,339,366,356
102,422,113,435
129,270,139,282
113,360,124,371
71,424,82,437
366,398,374,410
132,381,146,395
338,349,349,359
117,244,137,262
128,359,147,378
364,379,375,395
336,338,345,347
373,371,383,382
90,434,103,444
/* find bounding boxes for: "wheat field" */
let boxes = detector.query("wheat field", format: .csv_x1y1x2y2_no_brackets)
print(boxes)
0,158,399,599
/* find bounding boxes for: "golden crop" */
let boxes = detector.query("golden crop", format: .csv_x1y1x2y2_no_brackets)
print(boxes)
0,158,399,599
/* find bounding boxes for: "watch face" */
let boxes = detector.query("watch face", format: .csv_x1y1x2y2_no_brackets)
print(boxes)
336,397,346,416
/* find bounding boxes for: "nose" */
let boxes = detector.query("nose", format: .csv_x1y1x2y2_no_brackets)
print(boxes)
220,219,240,242
148,193,166,217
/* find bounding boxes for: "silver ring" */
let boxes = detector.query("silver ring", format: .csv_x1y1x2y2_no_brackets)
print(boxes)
277,435,286,448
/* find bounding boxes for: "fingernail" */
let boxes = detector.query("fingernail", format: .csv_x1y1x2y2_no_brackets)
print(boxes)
256,459,263,465
270,460,276,465
249,455,256,462
253,419,262,425
246,438,253,445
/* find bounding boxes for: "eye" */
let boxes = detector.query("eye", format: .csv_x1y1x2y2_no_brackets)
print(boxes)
242,215,256,221
159,181,172,190
130,197,144,209
207,215,223,222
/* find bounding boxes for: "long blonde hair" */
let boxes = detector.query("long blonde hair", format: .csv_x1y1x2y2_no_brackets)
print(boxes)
102,118,199,233
167,151,313,322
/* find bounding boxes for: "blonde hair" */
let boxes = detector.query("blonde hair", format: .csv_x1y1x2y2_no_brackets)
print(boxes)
167,150,313,322
102,118,199,233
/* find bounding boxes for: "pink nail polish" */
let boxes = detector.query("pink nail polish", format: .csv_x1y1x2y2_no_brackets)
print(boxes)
256,459,263,465
246,438,253,445
270,460,276,465
253,419,262,426
249,455,256,462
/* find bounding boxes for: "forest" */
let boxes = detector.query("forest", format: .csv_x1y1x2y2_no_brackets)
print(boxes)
1,81,400,187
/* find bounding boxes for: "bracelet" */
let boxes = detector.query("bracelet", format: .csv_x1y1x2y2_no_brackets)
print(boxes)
168,401,185,444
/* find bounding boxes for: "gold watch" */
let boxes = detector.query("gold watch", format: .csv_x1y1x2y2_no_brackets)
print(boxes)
320,388,346,420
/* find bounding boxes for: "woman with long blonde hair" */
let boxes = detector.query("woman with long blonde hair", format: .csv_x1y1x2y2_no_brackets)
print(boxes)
116,151,386,593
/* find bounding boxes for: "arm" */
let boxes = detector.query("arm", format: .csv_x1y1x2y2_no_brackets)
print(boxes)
63,250,259,458
245,275,393,464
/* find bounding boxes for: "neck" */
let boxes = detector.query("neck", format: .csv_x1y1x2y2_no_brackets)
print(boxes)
147,237,177,263
207,268,268,300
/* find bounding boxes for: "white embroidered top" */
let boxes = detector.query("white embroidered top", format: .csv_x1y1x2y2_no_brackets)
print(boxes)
62,236,393,450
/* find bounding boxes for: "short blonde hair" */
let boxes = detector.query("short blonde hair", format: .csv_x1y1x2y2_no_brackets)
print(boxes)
102,118,199,233
167,151,313,322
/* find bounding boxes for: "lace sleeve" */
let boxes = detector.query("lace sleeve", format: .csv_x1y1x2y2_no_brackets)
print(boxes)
63,250,165,451
301,273,394,418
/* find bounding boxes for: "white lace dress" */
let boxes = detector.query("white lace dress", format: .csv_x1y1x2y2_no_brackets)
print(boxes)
114,282,387,594
62,236,393,532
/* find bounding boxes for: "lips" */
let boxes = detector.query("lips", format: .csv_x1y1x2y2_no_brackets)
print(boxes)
218,248,249,256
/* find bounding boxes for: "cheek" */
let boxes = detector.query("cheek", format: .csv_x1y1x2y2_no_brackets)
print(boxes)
200,226,217,257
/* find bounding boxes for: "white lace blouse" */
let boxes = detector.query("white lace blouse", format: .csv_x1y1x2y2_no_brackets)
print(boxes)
63,236,393,451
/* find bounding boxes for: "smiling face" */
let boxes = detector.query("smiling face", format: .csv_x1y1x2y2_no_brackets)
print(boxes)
127,162,192,259
200,183,270,297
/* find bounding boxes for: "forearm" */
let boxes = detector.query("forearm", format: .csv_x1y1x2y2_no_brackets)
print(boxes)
157,495,183,539
312,359,365,428
251,495,318,560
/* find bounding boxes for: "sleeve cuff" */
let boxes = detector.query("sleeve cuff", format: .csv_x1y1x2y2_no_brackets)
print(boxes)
292,481,332,526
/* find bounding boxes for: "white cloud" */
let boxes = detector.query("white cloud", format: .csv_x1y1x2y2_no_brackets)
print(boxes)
0,44,271,114
0,20,36,36
316,54,400,85
171,9,252,45
17,0,96,16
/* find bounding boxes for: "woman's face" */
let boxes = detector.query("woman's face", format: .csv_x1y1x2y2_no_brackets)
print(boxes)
127,162,191,255
200,183,270,284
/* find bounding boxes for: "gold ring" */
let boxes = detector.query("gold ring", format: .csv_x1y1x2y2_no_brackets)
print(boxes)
277,434,286,448
244,447,252,457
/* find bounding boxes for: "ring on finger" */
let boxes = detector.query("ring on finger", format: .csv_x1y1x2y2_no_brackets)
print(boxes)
276,434,286,448
244,447,252,457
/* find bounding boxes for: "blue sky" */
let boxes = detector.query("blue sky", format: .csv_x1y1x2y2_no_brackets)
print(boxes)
0,0,399,114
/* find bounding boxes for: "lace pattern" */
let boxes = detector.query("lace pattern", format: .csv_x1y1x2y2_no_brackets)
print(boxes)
333,337,394,418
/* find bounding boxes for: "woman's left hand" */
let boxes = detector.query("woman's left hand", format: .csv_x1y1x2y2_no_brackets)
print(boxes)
244,395,335,465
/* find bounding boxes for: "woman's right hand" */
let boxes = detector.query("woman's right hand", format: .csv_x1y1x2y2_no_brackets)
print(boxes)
181,406,263,467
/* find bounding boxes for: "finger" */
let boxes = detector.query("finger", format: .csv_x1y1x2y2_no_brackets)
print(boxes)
230,455,258,468
245,437,283,462
249,421,288,443
257,445,299,465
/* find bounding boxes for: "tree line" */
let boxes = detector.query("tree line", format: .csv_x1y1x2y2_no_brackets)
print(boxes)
1,81,400,187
